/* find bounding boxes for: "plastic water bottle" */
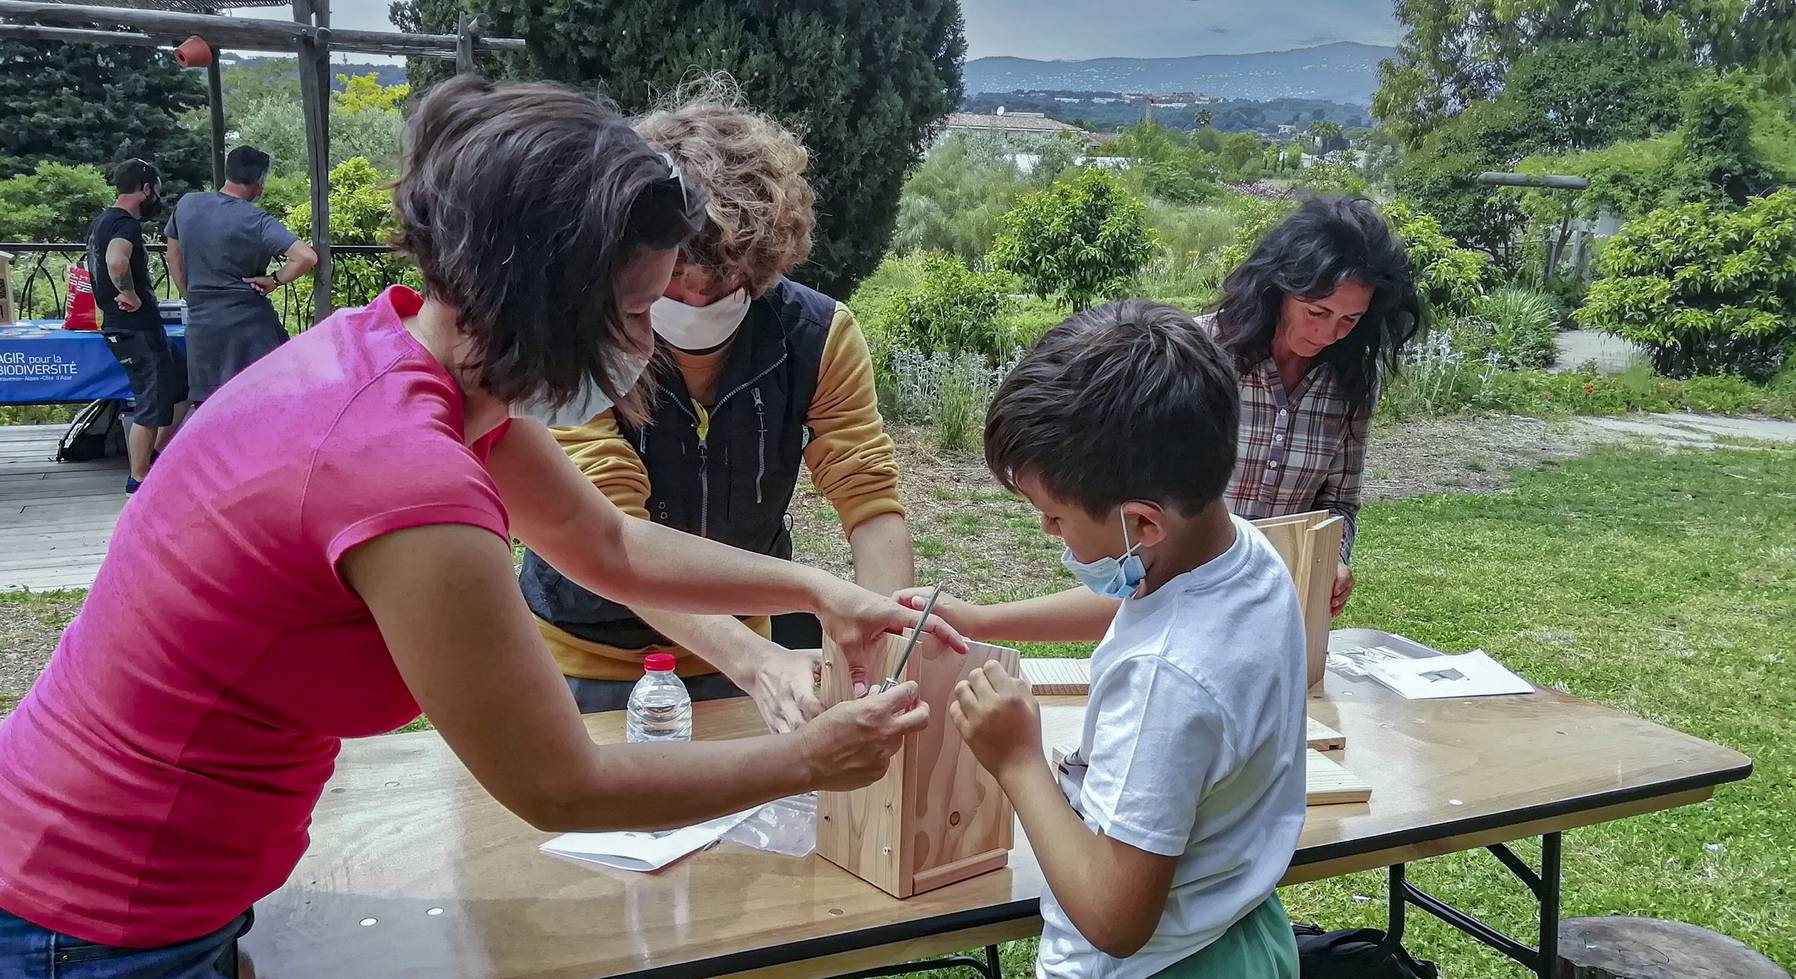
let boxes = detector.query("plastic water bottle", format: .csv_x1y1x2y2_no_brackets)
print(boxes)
626,653,691,743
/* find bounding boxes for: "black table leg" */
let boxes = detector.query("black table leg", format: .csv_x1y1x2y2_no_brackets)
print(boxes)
1384,831,1565,978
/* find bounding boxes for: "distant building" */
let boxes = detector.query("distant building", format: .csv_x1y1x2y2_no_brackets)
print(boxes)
1276,124,1299,136
943,110,1084,141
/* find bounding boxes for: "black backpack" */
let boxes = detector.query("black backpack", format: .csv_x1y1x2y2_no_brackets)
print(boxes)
56,398,127,462
1294,923,1440,979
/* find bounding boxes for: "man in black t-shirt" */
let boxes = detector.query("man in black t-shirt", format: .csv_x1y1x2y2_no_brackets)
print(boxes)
85,159,187,494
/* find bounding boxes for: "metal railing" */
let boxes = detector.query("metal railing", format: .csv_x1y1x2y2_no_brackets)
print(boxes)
1,242,404,331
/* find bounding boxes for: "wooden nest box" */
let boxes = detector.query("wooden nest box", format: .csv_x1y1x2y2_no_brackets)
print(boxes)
815,633,1021,899
1249,510,1344,688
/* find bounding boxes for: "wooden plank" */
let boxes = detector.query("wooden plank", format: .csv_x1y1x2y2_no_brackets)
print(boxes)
1021,657,1090,696
1306,716,1345,752
1302,517,1344,688
901,637,1017,897
1305,749,1371,806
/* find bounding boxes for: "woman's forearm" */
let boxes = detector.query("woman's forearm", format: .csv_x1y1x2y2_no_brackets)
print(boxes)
548,735,813,832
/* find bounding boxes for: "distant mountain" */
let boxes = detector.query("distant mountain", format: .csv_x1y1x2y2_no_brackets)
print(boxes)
959,92,1372,134
963,42,1395,106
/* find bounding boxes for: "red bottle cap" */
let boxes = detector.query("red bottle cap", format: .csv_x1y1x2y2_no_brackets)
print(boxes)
643,653,676,673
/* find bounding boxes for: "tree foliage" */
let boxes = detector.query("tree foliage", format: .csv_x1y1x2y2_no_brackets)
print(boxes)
0,161,112,241
891,136,1028,261
1373,0,1791,147
990,168,1157,311
391,0,966,298
1577,189,1796,381
230,73,409,177
0,40,209,196
873,253,1017,363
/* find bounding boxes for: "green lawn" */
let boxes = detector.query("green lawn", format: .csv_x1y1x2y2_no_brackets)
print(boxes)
898,445,1796,977
4,445,1790,975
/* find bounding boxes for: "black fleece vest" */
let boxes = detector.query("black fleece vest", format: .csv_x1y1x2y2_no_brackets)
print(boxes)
518,278,836,649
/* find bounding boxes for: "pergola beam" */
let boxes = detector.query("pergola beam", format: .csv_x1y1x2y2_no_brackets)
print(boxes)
0,23,164,47
0,1,525,57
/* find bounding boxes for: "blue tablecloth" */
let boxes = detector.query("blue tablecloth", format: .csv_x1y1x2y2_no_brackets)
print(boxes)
0,320,188,405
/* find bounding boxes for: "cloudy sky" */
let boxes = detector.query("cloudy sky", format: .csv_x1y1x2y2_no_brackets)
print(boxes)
234,0,1402,62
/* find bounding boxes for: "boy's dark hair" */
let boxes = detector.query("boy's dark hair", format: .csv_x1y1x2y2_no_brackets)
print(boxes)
985,300,1240,518
112,158,159,193
391,75,706,420
225,146,272,185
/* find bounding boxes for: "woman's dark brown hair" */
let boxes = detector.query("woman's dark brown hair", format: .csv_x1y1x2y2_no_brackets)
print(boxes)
1210,197,1426,422
392,75,705,419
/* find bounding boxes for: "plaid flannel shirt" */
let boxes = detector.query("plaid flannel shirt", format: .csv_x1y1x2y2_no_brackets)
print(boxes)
1223,354,1369,565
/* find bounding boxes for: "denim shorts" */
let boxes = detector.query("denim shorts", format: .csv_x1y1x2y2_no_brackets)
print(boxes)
0,906,250,979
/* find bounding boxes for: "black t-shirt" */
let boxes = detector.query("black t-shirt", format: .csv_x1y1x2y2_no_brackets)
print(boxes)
85,207,160,330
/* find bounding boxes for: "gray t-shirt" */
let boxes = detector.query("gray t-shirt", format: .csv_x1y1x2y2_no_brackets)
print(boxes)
164,192,300,294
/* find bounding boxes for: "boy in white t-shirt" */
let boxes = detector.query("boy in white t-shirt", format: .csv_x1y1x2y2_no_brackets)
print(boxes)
947,300,1306,979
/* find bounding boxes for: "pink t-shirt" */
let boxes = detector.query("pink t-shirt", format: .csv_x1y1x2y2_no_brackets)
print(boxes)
0,286,511,947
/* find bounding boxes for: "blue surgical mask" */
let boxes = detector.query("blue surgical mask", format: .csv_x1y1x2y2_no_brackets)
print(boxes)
1060,509,1146,600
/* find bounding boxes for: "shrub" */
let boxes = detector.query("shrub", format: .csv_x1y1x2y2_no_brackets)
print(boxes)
892,136,1029,262
882,348,1014,434
1453,287,1560,370
872,254,1016,364
1679,375,1764,414
990,168,1158,311
1577,189,1796,382
0,162,112,242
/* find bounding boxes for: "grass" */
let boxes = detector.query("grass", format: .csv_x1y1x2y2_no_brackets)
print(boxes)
4,439,1791,975
890,445,1796,976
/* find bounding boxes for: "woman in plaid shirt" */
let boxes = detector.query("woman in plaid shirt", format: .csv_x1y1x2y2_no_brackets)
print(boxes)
896,197,1425,643
1207,196,1425,615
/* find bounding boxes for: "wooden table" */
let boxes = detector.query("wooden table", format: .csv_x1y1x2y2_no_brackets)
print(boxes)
240,669,1750,979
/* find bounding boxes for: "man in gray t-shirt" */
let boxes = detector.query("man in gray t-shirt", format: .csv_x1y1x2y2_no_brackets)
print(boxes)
165,146,318,402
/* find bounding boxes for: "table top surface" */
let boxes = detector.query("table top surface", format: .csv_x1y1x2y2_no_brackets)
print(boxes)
240,668,1750,979
0,319,185,339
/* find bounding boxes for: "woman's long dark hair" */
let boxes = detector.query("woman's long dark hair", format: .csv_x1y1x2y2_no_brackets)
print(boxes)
1210,197,1426,420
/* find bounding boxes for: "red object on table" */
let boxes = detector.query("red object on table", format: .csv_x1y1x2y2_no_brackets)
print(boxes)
62,262,98,331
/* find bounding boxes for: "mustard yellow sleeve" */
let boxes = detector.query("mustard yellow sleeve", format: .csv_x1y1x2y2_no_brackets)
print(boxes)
804,304,904,537
551,411,651,521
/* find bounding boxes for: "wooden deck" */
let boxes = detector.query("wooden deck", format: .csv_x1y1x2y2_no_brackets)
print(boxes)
0,425,124,592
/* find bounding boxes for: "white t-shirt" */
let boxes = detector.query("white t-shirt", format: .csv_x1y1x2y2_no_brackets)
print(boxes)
1037,516,1308,979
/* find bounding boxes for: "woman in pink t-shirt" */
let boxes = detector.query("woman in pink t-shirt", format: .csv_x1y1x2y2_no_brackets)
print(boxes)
0,76,952,978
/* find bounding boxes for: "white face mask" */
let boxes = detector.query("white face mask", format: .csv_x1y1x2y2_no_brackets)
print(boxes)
510,345,654,429
651,288,750,351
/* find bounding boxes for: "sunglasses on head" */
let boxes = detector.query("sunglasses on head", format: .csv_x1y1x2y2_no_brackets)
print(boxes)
656,150,692,213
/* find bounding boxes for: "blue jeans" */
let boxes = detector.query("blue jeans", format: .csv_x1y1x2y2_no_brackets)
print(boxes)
0,907,249,978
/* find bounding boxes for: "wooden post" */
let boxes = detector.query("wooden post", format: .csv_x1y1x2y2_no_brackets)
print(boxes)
293,0,331,324
454,15,476,75
206,48,226,190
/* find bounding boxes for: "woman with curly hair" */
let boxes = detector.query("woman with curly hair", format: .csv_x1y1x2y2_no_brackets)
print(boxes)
896,197,1426,641
521,82,917,731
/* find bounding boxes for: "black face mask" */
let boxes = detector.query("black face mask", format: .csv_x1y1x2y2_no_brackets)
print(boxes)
139,191,163,220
